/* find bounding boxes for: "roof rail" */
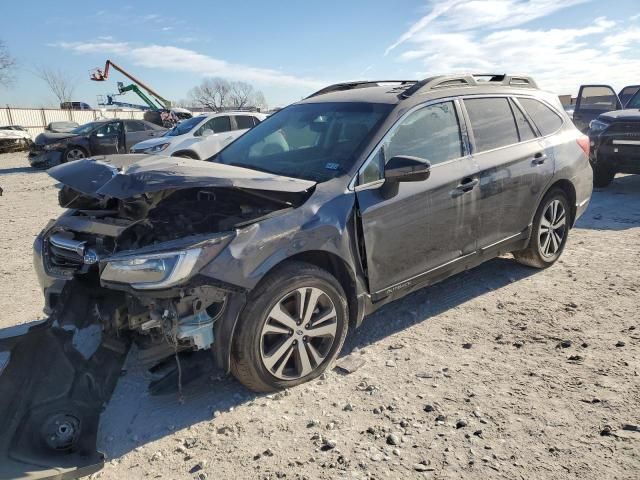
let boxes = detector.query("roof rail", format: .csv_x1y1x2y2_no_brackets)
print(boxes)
400,73,538,99
306,80,416,99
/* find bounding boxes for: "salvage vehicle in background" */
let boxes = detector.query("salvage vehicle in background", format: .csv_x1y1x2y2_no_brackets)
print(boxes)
573,84,640,187
45,121,79,133
0,74,593,479
28,118,166,168
0,125,32,153
130,111,266,158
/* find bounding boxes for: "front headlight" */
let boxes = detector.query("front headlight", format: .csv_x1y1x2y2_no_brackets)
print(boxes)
44,142,66,151
146,142,171,154
100,234,233,290
101,249,201,289
589,119,609,132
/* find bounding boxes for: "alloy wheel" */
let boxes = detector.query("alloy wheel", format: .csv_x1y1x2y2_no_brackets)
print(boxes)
260,287,338,380
66,149,85,161
538,199,566,258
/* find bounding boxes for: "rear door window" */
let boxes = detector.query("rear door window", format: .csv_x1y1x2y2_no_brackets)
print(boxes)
124,120,147,132
518,98,563,137
235,115,256,130
464,97,519,152
510,100,537,141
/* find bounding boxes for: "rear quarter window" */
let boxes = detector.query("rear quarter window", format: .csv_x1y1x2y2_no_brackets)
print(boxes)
519,98,563,137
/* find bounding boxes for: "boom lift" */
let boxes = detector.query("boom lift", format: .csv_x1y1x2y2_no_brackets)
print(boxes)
90,59,173,109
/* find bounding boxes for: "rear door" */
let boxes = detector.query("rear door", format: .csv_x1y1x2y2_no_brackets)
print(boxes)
123,120,153,150
463,96,554,250
355,100,479,297
573,85,621,132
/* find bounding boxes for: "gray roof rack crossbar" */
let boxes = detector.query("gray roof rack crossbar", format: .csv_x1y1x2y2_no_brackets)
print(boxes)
400,73,538,98
306,80,417,99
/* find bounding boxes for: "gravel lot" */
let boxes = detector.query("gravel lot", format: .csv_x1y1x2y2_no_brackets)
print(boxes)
0,151,638,480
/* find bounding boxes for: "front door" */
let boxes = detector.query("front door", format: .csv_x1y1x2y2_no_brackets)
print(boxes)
573,85,621,132
355,100,479,296
90,121,123,155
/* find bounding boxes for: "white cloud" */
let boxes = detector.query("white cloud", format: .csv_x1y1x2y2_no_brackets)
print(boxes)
52,41,324,89
387,1,640,94
385,0,590,54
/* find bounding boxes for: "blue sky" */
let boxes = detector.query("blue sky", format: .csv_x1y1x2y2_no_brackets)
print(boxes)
1,0,639,108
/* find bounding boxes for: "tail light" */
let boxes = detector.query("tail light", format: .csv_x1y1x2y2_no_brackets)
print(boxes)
576,134,590,157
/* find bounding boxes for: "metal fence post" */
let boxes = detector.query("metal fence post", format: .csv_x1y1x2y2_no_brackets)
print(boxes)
6,105,13,124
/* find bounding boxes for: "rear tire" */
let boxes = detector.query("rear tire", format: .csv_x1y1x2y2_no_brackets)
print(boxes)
593,164,615,188
513,189,570,269
231,261,348,393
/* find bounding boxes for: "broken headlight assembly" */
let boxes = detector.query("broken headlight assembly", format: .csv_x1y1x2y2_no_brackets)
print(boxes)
101,234,233,289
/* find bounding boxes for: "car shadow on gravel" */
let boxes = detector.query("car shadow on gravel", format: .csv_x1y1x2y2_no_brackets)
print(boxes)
0,166,40,175
92,255,537,460
576,174,640,231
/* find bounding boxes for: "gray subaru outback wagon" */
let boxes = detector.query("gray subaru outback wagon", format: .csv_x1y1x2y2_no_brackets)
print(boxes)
1,74,592,478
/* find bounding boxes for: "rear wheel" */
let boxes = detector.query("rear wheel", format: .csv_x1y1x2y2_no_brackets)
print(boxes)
231,261,348,392
593,163,615,188
514,189,570,269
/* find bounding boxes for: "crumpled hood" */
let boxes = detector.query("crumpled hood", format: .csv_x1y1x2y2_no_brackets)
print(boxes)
34,131,78,145
599,109,640,123
131,136,171,151
47,154,316,199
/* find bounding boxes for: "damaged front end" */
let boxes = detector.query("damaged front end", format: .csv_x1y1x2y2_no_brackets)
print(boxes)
1,155,314,479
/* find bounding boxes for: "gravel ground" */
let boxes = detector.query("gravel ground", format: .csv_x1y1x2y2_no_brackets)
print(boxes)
0,151,638,480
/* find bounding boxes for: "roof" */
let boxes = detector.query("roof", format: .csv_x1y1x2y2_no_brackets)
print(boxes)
299,74,542,106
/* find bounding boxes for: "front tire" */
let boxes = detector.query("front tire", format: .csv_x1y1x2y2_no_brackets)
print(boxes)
231,261,349,392
63,147,87,163
513,189,570,269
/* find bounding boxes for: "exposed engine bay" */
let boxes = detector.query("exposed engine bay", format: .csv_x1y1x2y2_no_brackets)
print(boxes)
47,184,288,356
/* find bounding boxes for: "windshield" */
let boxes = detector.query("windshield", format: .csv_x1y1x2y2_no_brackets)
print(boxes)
71,122,103,135
214,102,392,182
164,116,205,137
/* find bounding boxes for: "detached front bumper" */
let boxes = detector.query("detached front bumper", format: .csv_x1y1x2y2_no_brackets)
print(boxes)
0,298,131,480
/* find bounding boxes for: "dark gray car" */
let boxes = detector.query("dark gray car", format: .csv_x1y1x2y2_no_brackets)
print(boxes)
28,118,166,168
1,74,592,479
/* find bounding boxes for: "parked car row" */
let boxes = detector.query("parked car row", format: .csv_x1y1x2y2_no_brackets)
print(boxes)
27,112,266,168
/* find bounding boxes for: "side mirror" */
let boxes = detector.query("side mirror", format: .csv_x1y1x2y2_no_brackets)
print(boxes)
384,155,431,182
201,129,214,137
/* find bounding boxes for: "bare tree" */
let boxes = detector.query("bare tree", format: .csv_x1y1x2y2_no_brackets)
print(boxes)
188,77,231,111
189,77,267,111
0,40,16,88
36,67,77,105
229,81,254,109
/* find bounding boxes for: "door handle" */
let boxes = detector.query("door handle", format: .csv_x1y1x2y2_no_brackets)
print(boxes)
456,177,479,192
532,152,548,165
